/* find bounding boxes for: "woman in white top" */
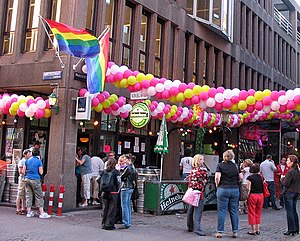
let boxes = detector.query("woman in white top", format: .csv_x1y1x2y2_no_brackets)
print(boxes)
179,149,193,180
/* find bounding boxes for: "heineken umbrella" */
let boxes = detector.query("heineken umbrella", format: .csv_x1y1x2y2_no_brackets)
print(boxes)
154,115,169,182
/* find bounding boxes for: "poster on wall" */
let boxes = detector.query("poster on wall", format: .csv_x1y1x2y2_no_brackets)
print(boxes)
141,143,145,152
124,141,130,149
134,146,139,153
13,149,22,165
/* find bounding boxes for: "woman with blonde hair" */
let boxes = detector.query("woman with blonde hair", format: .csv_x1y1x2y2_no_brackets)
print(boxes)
187,154,209,236
215,150,243,238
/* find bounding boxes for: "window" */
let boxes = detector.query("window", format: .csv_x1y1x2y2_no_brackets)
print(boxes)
154,20,163,77
47,0,62,49
86,0,96,31
24,0,41,52
187,0,233,42
105,0,115,58
192,41,198,83
3,0,18,54
122,3,134,67
168,24,175,79
139,10,149,72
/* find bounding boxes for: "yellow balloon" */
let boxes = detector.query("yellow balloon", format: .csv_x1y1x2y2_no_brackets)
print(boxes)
184,89,193,98
114,80,121,88
193,85,201,95
246,96,255,105
169,96,177,103
44,109,52,118
25,95,34,100
176,93,185,102
254,91,264,101
144,100,151,106
108,97,115,105
171,105,178,112
201,85,210,92
242,113,248,119
17,98,26,105
120,79,129,88
170,109,176,116
263,89,271,96
295,104,300,112
136,73,146,82
166,113,171,119
9,108,17,116
11,102,19,111
128,76,137,85
102,100,110,108
231,104,239,112
94,104,103,112
238,101,247,111
145,74,154,80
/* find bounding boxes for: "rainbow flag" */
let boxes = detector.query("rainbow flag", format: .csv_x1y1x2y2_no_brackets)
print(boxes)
44,18,100,58
85,30,110,93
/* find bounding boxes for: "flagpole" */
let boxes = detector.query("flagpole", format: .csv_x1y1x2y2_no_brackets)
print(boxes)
39,15,65,68
160,154,163,182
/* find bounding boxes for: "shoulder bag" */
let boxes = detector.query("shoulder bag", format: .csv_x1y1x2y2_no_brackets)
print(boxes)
182,188,201,207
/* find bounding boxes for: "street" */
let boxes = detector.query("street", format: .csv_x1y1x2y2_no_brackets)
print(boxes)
0,204,299,241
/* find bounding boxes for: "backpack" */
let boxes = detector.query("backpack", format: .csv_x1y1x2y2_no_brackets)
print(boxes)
100,170,115,192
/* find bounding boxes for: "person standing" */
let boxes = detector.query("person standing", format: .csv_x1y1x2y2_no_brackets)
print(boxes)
281,155,300,236
119,154,136,229
214,150,243,238
239,159,253,215
246,163,264,235
22,148,50,218
90,153,104,205
179,149,193,180
186,154,209,236
16,149,31,215
260,154,279,210
275,157,289,207
101,158,121,230
75,146,92,207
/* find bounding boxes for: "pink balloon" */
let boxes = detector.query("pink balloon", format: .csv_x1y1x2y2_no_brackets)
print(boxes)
191,95,200,104
97,94,105,102
162,90,170,99
134,82,142,91
279,105,287,113
17,109,25,117
11,97,18,103
34,109,45,119
157,112,164,119
183,98,192,106
171,115,177,121
5,101,12,109
187,82,195,89
248,89,256,96
159,78,167,84
106,74,115,83
178,83,187,93
149,104,155,111
231,96,240,104
127,85,135,92
208,88,217,98
114,72,123,81
103,107,112,114
214,103,223,111
216,87,225,93
123,70,133,78
79,89,87,97
199,92,208,101
239,90,248,100
119,111,129,118
150,78,159,87
270,91,279,101
279,90,286,96
262,96,272,106
141,80,151,89
102,91,110,98
254,101,263,110
111,103,119,111
35,97,43,102
169,87,179,96
294,95,300,104
155,92,163,100
287,100,295,110
108,62,115,68
132,70,140,77
92,97,100,107
222,99,232,109
246,105,255,113
45,99,50,109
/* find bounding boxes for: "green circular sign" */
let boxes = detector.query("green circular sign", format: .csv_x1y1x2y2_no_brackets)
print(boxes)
130,102,150,128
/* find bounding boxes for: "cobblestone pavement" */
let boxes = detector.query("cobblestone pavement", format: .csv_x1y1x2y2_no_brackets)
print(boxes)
0,204,299,241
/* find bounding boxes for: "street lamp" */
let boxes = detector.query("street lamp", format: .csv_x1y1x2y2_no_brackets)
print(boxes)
48,83,59,115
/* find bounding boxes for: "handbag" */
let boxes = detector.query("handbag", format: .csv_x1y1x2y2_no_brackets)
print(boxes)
261,176,270,198
182,188,201,207
239,184,248,201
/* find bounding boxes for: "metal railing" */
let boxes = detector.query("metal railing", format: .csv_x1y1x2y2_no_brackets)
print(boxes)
274,7,293,36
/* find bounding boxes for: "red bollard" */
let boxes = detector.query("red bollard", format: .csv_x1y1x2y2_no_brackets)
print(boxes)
42,183,47,198
57,185,65,216
48,184,55,215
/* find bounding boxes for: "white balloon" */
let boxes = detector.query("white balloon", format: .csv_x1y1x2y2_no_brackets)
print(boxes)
173,80,182,87
19,103,28,112
232,88,240,96
286,90,295,100
271,101,280,111
147,86,156,96
223,89,233,99
215,93,225,103
263,106,271,113
156,106,163,113
11,94,18,99
29,103,38,112
36,100,46,109
119,65,128,73
158,102,165,109
25,109,34,117
0,100,4,109
151,110,158,116
199,100,207,109
278,95,288,105
111,110,120,116
125,104,132,112
2,95,11,102
110,65,120,74
81,65,87,74
177,116,184,122
106,68,111,76
164,80,173,90
155,83,164,92
206,97,216,107
294,88,300,95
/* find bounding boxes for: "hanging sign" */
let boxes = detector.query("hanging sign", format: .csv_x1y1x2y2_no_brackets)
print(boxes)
130,102,150,128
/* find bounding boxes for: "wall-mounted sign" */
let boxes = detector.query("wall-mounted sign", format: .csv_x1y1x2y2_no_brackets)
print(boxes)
75,96,91,120
129,102,150,128
130,91,148,100
43,71,62,80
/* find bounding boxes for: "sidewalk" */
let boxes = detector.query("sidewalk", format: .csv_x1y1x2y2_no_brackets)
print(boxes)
0,204,299,241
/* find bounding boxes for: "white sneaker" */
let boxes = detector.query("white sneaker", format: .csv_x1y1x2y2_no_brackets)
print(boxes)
39,213,51,219
92,201,101,205
26,211,34,218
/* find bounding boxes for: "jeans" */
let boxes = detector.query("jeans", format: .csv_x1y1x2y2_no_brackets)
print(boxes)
264,181,276,208
217,187,239,233
187,199,205,234
284,192,299,232
121,188,134,227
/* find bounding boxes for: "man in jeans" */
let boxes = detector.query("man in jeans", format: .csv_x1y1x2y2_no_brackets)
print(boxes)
260,154,280,210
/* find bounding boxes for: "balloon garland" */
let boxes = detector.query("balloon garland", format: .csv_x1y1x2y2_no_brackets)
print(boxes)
0,93,52,118
105,62,300,115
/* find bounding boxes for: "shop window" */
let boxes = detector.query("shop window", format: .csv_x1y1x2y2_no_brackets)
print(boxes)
187,0,233,42
2,0,18,54
24,0,41,52
122,3,134,67
46,0,62,49
139,10,150,72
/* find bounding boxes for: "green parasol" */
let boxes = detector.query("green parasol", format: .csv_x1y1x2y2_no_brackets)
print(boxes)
154,115,169,182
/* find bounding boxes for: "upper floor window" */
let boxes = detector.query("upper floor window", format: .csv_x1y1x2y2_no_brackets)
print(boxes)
105,0,115,58
2,0,18,54
47,0,62,49
154,20,163,77
122,3,134,67
24,0,41,52
86,0,97,32
187,0,233,42
139,10,150,73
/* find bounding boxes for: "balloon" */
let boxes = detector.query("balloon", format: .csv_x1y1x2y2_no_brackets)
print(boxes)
254,91,264,101
94,104,103,112
123,69,133,78
183,89,193,99
34,109,45,119
25,109,34,117
147,86,156,96
128,76,137,85
120,78,129,88
270,91,279,101
287,100,296,110
238,100,247,110
155,83,164,92
222,99,232,109
262,96,272,106
36,100,46,109
176,93,185,102
239,90,248,100
114,72,123,81
178,83,187,92
44,108,52,118
214,93,225,103
110,64,120,74
246,96,255,105
17,109,25,117
193,85,201,95
278,95,288,105
136,73,146,82
208,88,217,97
169,86,179,96
223,89,233,99
92,97,100,107
286,90,295,100
271,101,280,111
206,98,216,107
